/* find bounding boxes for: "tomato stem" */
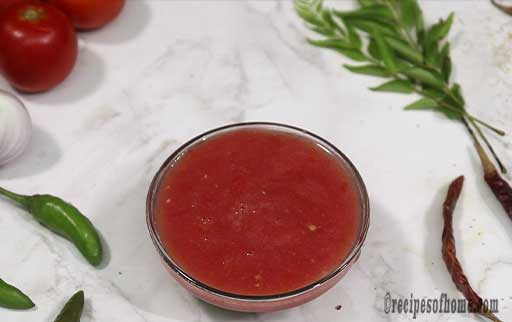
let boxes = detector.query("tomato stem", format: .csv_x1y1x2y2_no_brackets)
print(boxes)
22,8,42,21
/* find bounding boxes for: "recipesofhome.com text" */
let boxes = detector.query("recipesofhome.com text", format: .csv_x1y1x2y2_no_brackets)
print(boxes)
384,293,499,319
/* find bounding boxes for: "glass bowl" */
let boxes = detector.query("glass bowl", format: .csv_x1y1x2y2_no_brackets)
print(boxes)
146,122,370,312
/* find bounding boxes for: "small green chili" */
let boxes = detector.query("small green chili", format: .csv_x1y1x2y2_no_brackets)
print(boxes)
0,279,34,310
53,290,84,322
0,186,103,266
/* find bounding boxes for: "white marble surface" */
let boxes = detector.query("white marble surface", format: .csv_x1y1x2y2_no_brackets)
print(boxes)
1,0,512,321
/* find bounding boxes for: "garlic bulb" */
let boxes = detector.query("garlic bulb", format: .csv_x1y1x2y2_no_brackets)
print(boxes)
0,90,32,166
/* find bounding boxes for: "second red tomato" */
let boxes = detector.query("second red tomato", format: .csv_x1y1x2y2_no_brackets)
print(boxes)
47,0,125,30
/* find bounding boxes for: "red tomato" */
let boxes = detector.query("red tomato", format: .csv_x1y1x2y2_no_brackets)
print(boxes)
0,0,24,12
0,1,78,92
47,0,124,30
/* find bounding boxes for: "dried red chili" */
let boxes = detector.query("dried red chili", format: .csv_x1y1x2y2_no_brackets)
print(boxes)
474,143,512,220
463,118,512,222
442,176,503,322
491,0,512,15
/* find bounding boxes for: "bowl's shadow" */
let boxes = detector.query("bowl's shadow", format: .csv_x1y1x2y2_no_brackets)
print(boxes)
195,300,258,321
0,125,61,180
325,201,410,321
91,155,409,322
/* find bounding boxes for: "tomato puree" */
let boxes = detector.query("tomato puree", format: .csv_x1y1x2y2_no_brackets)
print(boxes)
155,128,361,296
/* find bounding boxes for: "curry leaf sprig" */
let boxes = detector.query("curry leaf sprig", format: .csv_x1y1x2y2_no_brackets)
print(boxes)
295,0,507,173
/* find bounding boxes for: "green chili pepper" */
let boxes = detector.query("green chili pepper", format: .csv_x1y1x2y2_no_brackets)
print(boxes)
53,290,84,322
0,186,103,266
0,279,35,310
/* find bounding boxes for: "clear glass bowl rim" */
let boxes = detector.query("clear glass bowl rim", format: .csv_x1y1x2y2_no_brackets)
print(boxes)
146,122,370,302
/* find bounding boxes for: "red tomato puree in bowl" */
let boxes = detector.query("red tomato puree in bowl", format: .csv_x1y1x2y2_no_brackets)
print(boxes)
155,128,361,296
